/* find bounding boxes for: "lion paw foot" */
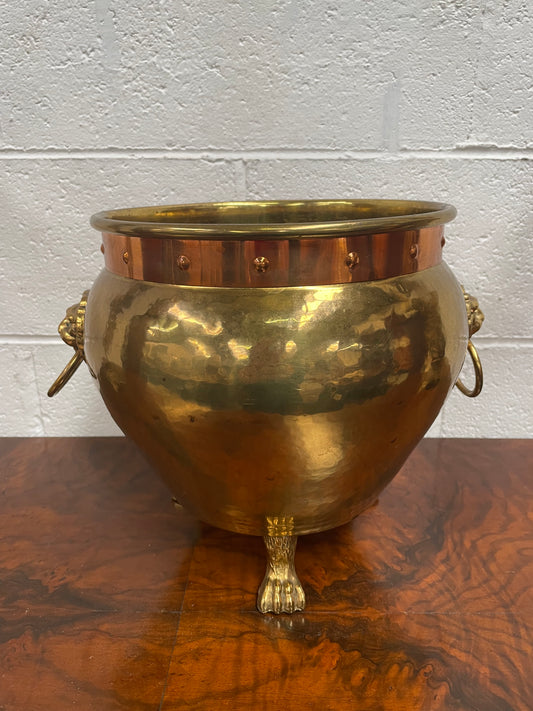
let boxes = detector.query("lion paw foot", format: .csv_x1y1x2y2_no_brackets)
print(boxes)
258,572,305,614
257,533,306,614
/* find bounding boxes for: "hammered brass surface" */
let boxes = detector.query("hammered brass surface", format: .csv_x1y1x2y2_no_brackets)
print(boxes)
84,263,467,536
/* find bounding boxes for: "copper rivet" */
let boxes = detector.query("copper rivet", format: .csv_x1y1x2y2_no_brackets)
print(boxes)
177,255,191,271
409,244,419,259
100,243,105,254
122,250,129,264
441,236,446,248
345,252,360,270
253,256,270,273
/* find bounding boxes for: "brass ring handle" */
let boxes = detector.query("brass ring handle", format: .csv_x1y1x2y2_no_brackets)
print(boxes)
47,290,90,397
456,340,483,398
47,351,84,397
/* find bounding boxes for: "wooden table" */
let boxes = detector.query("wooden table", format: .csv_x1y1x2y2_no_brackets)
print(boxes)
0,438,531,710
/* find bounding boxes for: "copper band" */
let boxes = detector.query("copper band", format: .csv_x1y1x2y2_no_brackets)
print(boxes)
101,226,444,287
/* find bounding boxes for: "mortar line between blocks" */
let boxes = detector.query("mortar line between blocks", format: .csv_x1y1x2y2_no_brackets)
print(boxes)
0,335,63,345
234,158,247,200
0,148,531,161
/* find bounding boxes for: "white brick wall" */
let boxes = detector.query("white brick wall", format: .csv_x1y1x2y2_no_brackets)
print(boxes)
1,0,531,437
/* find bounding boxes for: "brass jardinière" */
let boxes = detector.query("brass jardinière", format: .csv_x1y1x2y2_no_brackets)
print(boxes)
49,199,483,613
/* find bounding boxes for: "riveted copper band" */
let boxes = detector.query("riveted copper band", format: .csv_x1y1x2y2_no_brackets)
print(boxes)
100,226,444,287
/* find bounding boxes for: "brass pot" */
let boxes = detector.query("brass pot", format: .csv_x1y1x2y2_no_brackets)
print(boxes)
49,199,484,613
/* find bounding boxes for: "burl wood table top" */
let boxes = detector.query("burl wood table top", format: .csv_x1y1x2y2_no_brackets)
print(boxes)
0,438,531,710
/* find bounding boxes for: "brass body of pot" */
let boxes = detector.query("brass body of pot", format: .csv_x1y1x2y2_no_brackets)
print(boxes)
49,200,484,614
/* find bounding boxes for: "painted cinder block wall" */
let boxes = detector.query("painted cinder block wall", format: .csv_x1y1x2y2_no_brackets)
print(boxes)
1,0,531,437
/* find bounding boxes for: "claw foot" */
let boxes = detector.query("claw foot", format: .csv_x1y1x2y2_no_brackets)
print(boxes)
257,534,306,614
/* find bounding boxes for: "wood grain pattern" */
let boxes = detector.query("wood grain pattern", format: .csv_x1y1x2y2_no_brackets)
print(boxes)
162,611,533,711
0,438,532,710
1,612,178,711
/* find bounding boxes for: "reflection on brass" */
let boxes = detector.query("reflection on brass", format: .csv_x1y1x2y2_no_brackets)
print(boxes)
49,199,486,614
122,251,129,264
409,244,419,259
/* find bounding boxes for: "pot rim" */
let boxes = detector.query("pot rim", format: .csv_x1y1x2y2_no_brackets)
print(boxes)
90,198,456,240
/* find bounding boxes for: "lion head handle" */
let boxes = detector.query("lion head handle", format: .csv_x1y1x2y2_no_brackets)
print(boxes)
462,288,485,338
456,287,484,398
48,290,92,397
